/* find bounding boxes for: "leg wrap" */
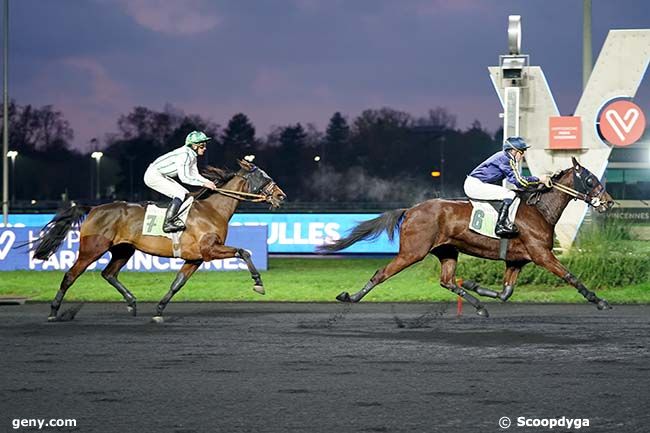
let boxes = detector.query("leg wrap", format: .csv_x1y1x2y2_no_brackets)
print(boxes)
51,290,65,309
105,275,136,303
461,280,499,298
237,249,262,285
565,273,598,303
156,273,186,316
350,281,375,302
498,284,514,301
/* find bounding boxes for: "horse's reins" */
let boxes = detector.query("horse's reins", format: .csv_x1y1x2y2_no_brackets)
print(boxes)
549,179,603,207
211,186,268,202
172,181,272,220
550,181,587,201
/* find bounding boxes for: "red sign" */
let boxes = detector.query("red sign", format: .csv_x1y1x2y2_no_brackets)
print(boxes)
549,116,582,149
598,99,646,147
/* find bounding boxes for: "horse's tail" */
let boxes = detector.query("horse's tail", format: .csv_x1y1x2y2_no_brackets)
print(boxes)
318,209,406,253
33,205,91,260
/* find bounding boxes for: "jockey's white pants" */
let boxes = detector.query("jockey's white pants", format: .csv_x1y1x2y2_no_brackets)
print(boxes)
144,166,189,200
464,176,516,201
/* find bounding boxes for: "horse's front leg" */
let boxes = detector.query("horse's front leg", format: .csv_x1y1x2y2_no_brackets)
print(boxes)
200,234,265,295
532,251,611,310
236,248,265,295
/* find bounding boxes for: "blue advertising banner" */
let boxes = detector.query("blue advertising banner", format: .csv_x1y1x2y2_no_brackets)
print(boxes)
4,212,399,254
229,213,399,253
0,226,267,271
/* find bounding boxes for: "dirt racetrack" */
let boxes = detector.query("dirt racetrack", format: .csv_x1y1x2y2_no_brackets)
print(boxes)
1,302,648,432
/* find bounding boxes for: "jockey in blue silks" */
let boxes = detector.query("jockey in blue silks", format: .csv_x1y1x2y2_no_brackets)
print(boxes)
464,136,551,237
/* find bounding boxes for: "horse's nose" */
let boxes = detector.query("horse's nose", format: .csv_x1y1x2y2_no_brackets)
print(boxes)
278,193,287,201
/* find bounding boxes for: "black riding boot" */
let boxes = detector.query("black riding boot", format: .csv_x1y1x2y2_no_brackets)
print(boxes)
162,197,186,233
495,199,518,238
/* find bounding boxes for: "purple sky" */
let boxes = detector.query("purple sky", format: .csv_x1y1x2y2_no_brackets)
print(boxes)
9,0,650,152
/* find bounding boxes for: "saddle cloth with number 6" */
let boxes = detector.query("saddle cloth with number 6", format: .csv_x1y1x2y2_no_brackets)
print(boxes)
468,197,521,239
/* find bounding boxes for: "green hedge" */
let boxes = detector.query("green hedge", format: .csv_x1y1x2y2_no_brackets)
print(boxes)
452,252,650,289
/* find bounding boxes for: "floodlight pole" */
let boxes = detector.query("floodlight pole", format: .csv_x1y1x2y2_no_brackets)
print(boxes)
2,0,8,225
582,0,592,89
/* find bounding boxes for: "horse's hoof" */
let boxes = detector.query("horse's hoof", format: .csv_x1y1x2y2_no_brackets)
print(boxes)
597,300,612,310
336,292,352,303
253,285,265,295
47,315,58,322
151,316,164,324
476,307,490,318
127,302,137,316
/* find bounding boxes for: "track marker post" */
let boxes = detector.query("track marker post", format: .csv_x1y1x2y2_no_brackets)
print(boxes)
456,278,463,317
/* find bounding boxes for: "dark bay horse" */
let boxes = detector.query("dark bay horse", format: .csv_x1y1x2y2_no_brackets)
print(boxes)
33,160,286,322
321,157,615,317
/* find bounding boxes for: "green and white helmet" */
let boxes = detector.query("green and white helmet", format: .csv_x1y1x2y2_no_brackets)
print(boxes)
185,130,212,146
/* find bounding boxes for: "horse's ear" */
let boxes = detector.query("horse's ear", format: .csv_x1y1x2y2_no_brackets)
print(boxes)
237,159,252,170
571,156,581,170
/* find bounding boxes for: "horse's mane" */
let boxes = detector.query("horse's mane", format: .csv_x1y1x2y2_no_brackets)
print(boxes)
551,168,571,182
188,165,237,200
519,167,571,205
201,165,236,187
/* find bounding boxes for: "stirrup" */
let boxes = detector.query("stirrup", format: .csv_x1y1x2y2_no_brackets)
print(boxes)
163,219,185,233
495,222,518,238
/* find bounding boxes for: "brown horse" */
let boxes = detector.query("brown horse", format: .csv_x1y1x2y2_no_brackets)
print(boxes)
321,157,615,317
33,160,286,322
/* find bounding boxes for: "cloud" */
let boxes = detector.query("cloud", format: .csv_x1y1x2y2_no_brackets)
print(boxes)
292,0,321,13
412,0,487,15
61,57,131,108
28,57,135,151
251,68,294,97
119,0,221,36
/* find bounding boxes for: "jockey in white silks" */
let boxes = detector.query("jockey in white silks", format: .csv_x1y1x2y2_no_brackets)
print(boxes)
144,130,218,233
464,136,551,237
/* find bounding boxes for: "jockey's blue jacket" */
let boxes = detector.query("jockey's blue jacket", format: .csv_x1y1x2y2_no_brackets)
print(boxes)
468,151,540,188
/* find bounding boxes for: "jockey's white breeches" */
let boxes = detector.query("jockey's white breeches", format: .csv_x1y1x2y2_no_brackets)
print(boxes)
464,176,516,201
144,165,189,200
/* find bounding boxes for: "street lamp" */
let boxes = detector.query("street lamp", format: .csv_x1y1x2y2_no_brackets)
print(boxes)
7,150,16,205
91,151,103,200
438,136,445,196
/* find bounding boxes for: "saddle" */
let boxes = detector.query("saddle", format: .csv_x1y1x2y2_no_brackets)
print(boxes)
468,197,521,239
142,197,194,257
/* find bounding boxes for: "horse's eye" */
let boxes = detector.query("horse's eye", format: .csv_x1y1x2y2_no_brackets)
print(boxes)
586,178,594,187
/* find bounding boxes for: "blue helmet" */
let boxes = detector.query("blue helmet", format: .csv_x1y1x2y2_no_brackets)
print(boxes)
503,136,530,151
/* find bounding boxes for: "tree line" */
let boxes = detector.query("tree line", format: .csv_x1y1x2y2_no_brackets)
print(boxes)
0,101,503,207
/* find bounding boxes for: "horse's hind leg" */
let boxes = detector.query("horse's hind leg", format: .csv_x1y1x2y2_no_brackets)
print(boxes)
49,235,111,321
460,261,524,302
153,260,201,322
337,250,427,303
101,244,137,316
497,263,523,301
435,247,489,317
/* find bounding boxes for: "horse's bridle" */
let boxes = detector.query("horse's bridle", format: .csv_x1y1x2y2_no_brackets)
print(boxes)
214,167,276,203
550,168,605,208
